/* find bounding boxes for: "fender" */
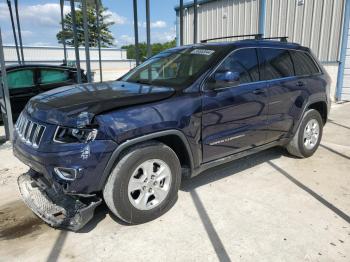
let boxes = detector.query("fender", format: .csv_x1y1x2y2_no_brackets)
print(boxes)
289,96,328,139
98,129,195,190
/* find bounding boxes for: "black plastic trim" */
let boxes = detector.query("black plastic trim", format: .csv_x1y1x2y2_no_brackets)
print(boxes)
98,130,195,190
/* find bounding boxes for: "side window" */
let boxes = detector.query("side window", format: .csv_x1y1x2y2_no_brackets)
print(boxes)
260,48,295,80
6,69,35,89
39,69,70,84
290,51,320,76
216,48,259,84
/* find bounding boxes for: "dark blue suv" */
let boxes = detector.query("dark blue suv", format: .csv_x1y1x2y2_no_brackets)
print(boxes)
14,39,331,231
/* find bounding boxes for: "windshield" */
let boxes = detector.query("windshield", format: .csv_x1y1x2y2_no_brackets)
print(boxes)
121,46,225,88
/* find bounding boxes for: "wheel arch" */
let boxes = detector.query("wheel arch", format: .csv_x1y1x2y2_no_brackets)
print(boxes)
307,101,328,125
98,130,194,190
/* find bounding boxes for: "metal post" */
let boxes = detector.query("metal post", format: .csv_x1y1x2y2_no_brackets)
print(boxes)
82,0,92,82
258,0,266,36
6,0,20,64
336,0,350,101
14,0,24,64
0,28,14,141
146,0,151,58
133,0,140,65
180,0,184,46
70,0,82,83
193,0,198,44
60,0,67,64
95,0,103,82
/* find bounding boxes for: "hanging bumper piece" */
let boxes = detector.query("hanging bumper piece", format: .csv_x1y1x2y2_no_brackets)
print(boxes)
17,170,102,231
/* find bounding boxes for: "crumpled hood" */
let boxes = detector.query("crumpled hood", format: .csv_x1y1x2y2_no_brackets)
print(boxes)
26,81,175,127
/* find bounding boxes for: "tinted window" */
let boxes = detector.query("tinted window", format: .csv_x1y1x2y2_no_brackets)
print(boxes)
216,48,259,84
122,46,225,88
260,48,295,80
40,69,70,84
6,69,34,89
290,51,320,76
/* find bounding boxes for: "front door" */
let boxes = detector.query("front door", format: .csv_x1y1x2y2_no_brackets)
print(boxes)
202,48,269,163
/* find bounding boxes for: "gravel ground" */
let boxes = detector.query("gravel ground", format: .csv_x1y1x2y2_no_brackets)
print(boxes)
0,102,349,262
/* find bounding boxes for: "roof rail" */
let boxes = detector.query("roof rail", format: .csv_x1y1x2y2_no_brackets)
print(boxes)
261,36,288,42
200,34,289,43
200,34,263,43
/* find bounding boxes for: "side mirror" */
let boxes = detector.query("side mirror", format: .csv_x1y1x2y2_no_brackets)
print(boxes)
207,71,240,90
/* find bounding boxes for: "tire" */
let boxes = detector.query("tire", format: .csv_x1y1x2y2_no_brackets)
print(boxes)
286,109,323,158
103,141,181,224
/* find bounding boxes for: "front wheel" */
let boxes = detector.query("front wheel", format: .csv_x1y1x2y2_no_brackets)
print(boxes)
103,142,181,224
286,109,323,158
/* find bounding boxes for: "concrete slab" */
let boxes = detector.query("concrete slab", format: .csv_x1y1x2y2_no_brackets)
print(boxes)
0,103,349,261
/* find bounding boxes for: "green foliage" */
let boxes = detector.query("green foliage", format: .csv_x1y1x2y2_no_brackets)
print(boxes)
57,5,115,47
122,39,177,61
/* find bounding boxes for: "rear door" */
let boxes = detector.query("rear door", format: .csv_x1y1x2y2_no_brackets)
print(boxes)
202,48,269,162
259,48,300,142
38,67,75,93
5,68,37,119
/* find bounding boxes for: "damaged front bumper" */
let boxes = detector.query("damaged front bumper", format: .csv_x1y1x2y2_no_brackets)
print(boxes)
18,170,102,231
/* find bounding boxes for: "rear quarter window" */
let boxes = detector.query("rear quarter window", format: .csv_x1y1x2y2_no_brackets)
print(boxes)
290,50,320,76
260,48,295,80
40,69,70,84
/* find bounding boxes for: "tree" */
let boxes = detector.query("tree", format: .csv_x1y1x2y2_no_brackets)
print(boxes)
122,39,176,61
57,5,115,47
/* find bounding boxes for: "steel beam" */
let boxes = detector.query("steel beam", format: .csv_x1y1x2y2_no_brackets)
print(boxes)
133,0,140,65
82,0,92,82
258,0,266,36
0,28,14,141
14,0,24,64
60,0,67,64
336,0,350,100
193,0,198,43
95,0,103,82
6,0,20,64
179,0,184,46
70,0,82,83
146,0,151,58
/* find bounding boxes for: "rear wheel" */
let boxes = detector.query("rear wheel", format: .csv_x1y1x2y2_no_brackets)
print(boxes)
286,109,323,158
103,142,181,224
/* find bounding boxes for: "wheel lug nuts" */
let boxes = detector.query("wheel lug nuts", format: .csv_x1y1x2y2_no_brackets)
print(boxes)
142,186,146,190
148,188,152,193
151,175,155,180
153,181,157,186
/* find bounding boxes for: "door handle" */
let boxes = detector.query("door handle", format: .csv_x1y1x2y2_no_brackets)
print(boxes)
253,88,265,95
296,81,305,87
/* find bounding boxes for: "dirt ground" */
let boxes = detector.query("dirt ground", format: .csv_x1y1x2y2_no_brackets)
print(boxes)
0,103,349,262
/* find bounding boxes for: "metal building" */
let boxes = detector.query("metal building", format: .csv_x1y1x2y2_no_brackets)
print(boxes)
175,0,350,101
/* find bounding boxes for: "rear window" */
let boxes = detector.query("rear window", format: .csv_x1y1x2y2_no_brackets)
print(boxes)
260,48,295,80
290,50,320,76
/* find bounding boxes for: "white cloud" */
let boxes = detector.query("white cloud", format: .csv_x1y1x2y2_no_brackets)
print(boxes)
151,20,167,28
140,20,167,29
103,10,127,25
0,3,69,27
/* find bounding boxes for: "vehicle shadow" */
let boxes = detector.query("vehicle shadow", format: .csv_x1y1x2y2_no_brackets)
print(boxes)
80,147,287,233
181,146,286,192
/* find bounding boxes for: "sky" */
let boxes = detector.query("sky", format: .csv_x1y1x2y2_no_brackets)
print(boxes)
0,0,191,47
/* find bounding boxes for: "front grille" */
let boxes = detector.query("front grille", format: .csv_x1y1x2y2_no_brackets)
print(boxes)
15,114,46,148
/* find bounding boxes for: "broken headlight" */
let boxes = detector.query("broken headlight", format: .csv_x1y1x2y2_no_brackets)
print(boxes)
54,126,98,143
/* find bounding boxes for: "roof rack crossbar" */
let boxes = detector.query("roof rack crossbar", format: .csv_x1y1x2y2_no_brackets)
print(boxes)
200,34,263,43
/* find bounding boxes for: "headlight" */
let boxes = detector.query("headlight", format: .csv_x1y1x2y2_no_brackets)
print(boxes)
54,126,98,143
